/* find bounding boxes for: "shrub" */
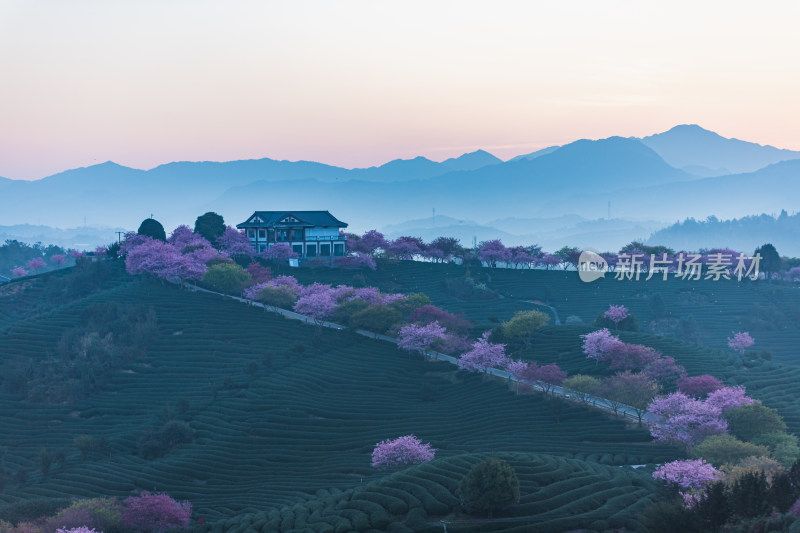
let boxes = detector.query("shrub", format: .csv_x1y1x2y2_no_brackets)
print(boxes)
457,458,520,518
201,263,251,294
252,286,297,309
500,310,549,345
690,435,770,466
724,402,787,442
120,493,191,532
348,305,402,334
750,432,800,467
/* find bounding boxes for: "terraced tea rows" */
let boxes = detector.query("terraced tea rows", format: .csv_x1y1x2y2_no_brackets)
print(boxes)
209,452,660,533
488,268,800,365
0,281,678,521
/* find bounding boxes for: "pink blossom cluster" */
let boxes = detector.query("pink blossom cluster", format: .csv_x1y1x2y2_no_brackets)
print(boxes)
55,528,100,533
27,257,46,272
647,387,753,446
581,329,686,386
216,226,255,258
580,329,622,361
11,266,28,277
653,459,722,490
458,332,509,373
506,360,567,393
397,321,448,354
371,435,435,469
603,304,629,324
676,374,724,398
333,252,377,270
125,238,207,281
120,492,192,532
727,331,755,354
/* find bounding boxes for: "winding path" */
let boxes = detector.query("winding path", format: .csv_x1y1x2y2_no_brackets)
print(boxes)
184,283,655,424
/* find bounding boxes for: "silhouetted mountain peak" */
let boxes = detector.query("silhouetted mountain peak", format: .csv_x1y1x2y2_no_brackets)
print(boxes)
640,125,800,174
441,149,502,171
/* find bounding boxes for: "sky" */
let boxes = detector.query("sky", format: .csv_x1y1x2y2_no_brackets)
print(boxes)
1,0,799,180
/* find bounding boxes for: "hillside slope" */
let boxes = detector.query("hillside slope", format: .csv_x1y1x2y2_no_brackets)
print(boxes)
0,276,676,521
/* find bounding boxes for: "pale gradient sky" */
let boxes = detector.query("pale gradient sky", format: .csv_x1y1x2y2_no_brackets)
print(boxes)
1,0,799,179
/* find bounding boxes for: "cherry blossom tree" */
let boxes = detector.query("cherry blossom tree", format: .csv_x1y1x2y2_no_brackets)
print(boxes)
477,239,510,268
677,375,724,398
427,236,461,262
94,246,108,257
530,363,567,395
537,253,561,270
69,250,86,259
371,435,435,469
120,232,152,256
293,289,338,322
216,226,255,259
580,328,622,362
50,254,67,266
458,332,509,373
653,458,721,508
705,386,753,411
508,247,534,269
647,392,728,446
11,266,28,277
397,321,448,357
408,305,472,334
351,230,388,256
333,252,376,270
653,458,722,490
245,263,271,283
121,492,192,532
727,331,755,354
643,355,687,387
603,304,629,324
27,257,46,272
602,342,660,372
259,243,298,262
387,236,424,260
125,239,206,281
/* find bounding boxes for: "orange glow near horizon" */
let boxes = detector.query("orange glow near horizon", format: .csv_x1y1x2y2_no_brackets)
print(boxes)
1,0,799,179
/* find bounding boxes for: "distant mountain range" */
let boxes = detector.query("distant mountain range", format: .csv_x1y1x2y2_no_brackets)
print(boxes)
1,124,798,253
639,125,800,176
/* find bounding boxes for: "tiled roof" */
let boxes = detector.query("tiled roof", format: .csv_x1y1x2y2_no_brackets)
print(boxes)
236,211,348,229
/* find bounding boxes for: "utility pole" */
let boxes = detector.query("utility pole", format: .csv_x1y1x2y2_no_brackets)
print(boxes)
116,231,125,243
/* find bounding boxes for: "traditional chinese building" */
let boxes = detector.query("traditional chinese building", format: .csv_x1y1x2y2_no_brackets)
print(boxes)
236,211,348,258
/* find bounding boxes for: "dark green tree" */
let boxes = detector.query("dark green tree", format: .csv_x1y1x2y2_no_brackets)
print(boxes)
695,480,729,531
194,212,226,244
457,457,520,518
754,243,781,279
729,471,769,519
724,402,787,442
137,218,166,241
768,471,796,513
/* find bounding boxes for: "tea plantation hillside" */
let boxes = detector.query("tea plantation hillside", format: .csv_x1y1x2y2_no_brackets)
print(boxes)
209,452,660,533
286,261,800,365
0,274,679,522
